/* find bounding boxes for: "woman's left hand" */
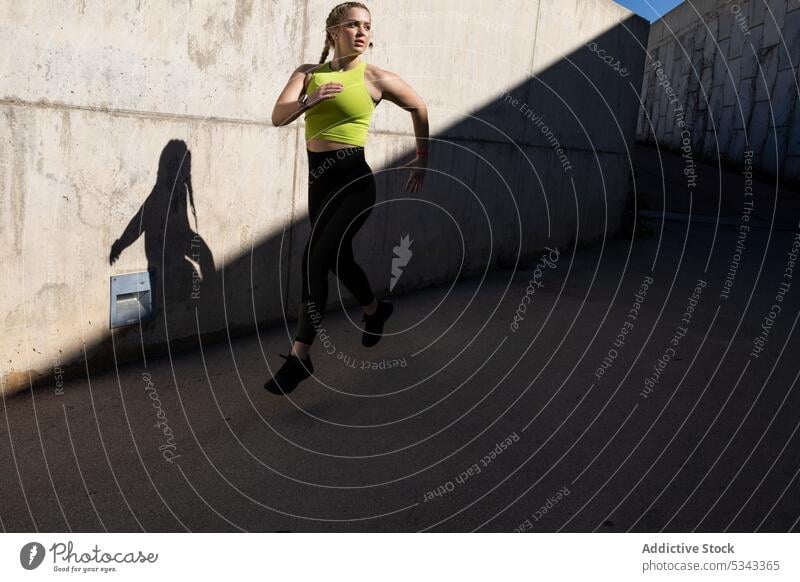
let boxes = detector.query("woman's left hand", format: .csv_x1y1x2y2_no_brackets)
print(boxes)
401,156,427,193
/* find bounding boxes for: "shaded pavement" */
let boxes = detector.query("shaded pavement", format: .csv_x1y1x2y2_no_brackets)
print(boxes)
3,161,800,531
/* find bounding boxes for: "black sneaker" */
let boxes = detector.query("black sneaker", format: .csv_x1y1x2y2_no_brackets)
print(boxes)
362,300,394,347
264,353,314,395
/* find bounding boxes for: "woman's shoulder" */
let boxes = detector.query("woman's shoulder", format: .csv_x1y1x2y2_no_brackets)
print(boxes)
364,62,385,77
364,63,402,84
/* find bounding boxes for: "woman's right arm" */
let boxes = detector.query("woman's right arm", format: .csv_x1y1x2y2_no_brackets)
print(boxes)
110,201,146,264
271,65,342,127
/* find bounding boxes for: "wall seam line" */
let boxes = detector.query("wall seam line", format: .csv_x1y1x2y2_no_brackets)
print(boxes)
0,101,632,155
529,0,542,76
283,0,311,323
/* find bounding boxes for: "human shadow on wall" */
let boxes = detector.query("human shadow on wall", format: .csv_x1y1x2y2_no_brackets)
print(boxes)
107,139,223,357
7,11,800,535
22,18,651,389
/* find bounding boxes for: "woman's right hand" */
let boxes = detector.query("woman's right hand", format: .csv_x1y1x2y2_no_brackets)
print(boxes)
307,82,343,107
109,238,123,265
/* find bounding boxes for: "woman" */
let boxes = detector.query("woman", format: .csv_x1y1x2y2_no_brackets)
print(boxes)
265,2,429,395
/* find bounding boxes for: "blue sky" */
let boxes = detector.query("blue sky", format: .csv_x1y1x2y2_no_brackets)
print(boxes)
613,0,686,22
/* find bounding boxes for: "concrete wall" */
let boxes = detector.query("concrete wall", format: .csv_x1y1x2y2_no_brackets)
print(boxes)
0,0,648,396
637,0,800,185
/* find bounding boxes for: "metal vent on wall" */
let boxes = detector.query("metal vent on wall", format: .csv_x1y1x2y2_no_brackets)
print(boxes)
110,271,154,328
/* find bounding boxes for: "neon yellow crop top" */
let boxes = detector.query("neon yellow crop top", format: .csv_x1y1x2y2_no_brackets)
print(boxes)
304,58,376,147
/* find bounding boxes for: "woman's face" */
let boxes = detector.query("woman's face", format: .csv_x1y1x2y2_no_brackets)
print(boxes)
332,7,371,55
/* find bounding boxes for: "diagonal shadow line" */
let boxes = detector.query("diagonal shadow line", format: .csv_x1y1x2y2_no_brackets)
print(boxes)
6,15,650,403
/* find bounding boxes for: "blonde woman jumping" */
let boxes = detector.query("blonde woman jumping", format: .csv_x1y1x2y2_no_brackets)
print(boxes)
266,2,429,395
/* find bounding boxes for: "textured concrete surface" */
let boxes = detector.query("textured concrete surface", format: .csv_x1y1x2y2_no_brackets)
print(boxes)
4,0,800,536
635,140,800,225
637,0,800,186
0,1,648,396
1,196,799,531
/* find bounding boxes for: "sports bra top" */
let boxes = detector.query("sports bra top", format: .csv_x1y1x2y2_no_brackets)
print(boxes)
304,58,376,147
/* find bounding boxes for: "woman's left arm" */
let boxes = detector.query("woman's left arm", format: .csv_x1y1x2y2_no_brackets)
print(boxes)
375,68,429,193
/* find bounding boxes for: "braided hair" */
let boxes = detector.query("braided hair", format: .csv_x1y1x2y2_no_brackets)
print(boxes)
318,2,373,64
158,139,198,232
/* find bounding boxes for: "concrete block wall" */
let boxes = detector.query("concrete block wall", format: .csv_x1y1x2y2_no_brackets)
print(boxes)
0,0,648,396
637,0,800,185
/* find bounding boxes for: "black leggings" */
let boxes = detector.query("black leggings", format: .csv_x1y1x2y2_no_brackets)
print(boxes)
294,146,376,345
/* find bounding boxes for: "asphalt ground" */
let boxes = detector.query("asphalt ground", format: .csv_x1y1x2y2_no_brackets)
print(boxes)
2,184,800,531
